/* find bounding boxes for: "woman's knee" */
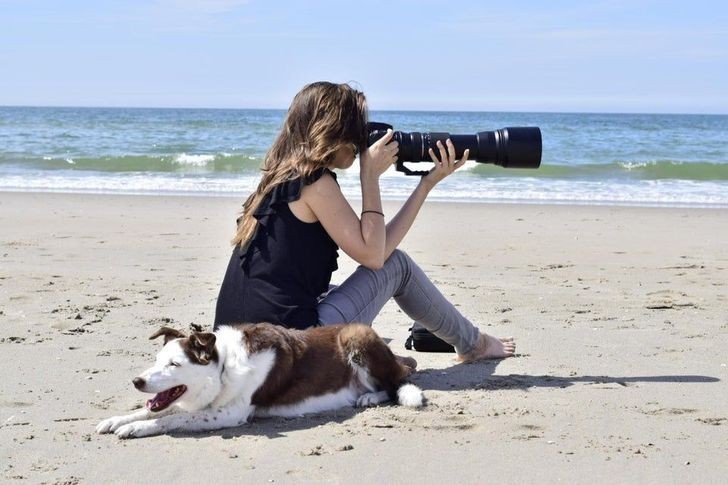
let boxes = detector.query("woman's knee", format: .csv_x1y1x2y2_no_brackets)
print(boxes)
383,249,416,289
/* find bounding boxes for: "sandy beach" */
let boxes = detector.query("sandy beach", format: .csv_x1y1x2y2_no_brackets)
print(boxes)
1,191,726,484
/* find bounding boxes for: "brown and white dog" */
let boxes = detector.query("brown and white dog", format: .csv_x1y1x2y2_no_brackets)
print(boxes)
96,323,423,439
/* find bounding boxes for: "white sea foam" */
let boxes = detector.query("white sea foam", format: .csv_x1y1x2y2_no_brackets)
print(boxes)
345,158,480,179
174,153,216,166
620,162,647,170
1,171,727,208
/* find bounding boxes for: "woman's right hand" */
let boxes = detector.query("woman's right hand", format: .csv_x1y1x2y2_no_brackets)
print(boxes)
359,129,399,179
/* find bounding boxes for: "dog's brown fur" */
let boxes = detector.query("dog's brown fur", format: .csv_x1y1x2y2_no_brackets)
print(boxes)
213,323,412,408
151,327,219,365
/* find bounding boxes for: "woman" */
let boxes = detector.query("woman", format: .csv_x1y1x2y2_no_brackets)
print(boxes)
214,81,515,363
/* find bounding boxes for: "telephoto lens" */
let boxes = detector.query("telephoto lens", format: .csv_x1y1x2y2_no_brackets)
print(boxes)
367,122,542,176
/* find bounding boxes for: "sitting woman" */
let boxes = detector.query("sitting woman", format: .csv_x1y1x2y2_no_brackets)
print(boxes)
214,81,515,363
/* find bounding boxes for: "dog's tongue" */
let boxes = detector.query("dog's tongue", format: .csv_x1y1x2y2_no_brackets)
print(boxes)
146,385,187,412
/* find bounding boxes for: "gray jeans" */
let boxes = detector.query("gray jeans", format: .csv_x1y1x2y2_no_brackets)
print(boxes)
317,249,480,355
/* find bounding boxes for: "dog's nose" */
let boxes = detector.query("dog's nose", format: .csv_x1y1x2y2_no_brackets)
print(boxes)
132,377,145,390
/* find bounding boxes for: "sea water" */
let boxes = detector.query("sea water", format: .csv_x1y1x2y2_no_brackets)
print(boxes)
1,106,726,207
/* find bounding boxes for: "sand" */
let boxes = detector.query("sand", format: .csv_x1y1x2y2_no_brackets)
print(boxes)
1,192,727,484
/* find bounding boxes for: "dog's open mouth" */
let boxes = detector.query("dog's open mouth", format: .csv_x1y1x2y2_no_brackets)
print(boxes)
146,385,187,412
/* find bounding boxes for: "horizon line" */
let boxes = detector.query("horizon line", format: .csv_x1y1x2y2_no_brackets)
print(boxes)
1,103,726,117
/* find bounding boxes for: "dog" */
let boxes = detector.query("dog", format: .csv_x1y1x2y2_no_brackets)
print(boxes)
96,322,423,438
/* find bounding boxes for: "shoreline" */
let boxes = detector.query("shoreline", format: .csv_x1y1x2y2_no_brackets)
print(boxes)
1,191,726,483
2,188,728,210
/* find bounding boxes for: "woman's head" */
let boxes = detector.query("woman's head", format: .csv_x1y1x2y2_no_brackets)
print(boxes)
270,81,368,172
232,82,368,247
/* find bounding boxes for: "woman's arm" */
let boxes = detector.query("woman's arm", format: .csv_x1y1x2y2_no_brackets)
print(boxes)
303,130,397,269
303,173,385,269
304,137,467,269
383,139,469,257
382,177,431,258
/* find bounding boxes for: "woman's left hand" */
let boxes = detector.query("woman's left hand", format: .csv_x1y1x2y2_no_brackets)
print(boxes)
422,139,468,188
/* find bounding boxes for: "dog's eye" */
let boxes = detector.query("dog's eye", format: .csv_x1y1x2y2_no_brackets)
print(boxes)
168,362,181,367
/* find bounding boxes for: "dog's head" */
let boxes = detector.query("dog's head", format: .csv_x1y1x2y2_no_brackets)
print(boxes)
132,327,221,412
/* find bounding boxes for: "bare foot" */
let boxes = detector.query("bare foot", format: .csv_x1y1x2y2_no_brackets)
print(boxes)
457,333,516,363
395,354,418,376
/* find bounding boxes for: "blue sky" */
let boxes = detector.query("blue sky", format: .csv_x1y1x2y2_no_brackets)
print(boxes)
1,0,726,113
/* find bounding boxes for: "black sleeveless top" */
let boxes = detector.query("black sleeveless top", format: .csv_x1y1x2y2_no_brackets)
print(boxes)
214,168,339,330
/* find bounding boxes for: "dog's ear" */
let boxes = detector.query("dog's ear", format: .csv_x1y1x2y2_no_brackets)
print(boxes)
149,327,186,345
186,332,217,365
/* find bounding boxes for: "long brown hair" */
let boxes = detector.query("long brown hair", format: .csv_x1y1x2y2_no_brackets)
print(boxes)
232,81,368,247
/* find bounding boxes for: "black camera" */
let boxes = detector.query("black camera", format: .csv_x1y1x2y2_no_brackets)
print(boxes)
367,122,542,176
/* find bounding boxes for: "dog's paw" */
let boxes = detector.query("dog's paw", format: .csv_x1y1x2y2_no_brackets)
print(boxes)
355,391,388,408
96,416,128,434
114,421,157,439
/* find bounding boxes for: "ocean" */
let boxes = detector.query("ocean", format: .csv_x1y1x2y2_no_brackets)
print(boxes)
1,106,727,207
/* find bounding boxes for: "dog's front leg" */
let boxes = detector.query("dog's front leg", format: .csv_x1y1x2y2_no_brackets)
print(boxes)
96,406,179,434
114,403,253,439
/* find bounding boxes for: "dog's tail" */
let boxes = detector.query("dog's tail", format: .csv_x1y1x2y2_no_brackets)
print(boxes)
397,383,424,408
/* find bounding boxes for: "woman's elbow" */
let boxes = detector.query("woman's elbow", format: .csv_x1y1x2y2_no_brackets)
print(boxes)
360,254,385,270
348,244,385,270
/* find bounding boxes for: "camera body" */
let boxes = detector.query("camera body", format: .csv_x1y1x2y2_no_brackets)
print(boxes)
367,122,542,176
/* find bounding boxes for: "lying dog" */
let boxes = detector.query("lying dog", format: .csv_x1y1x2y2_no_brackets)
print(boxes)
96,323,423,438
